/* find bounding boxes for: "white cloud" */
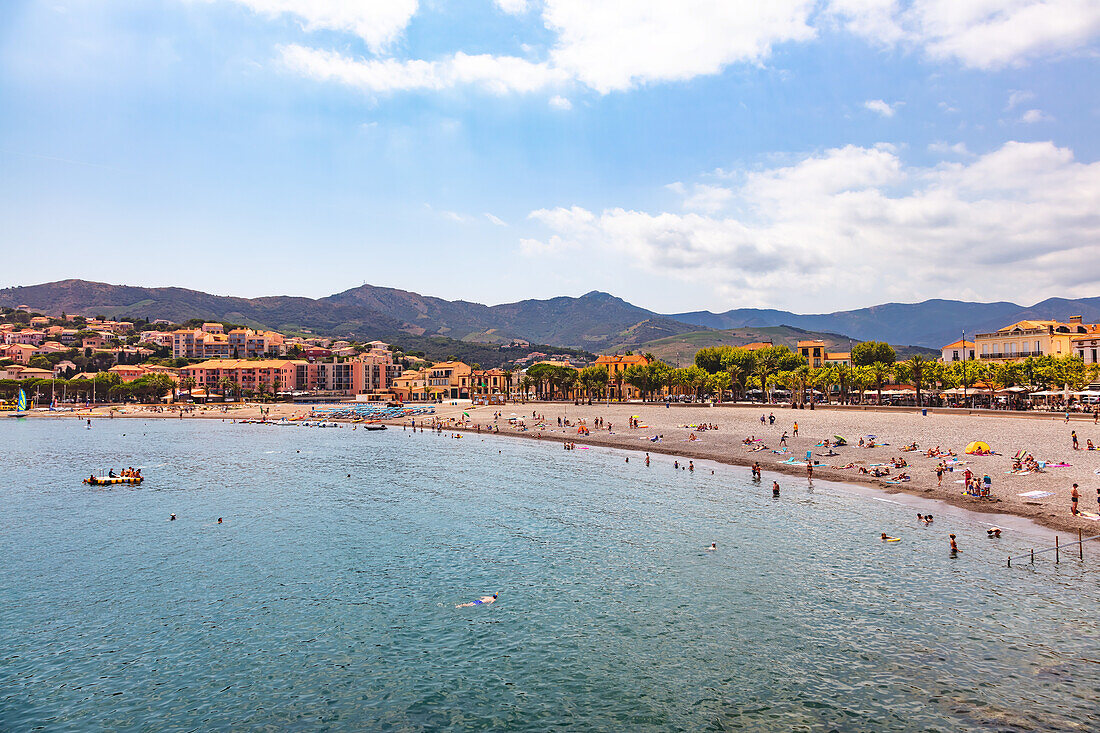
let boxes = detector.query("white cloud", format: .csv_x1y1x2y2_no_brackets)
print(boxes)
667,182,735,213
829,0,1100,69
485,213,508,226
204,0,418,52
1006,89,1035,110
521,141,1100,308
863,98,897,117
928,141,971,156
543,0,817,93
548,94,572,110
279,44,569,94
495,0,529,14
1021,108,1053,123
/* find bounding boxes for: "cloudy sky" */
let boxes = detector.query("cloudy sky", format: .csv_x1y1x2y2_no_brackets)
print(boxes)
2,1,1099,313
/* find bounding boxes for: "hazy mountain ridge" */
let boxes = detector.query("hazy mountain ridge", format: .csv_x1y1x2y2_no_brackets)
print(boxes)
3,279,1100,351
669,298,1100,348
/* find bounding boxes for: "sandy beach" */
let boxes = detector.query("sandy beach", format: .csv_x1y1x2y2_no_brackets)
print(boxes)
421,401,1100,536
16,400,1100,536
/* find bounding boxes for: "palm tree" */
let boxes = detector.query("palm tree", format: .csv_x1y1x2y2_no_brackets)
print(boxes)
905,355,929,407
725,363,746,402
180,376,196,399
502,368,514,401
834,363,854,404
791,364,813,405
754,352,778,403
219,377,234,402
868,362,893,405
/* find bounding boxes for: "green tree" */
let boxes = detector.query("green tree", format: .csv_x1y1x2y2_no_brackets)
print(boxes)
868,361,894,404
904,355,930,407
851,341,897,366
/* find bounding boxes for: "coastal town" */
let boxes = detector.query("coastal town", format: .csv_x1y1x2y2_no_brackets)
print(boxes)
5,303,1100,537
3,304,1100,410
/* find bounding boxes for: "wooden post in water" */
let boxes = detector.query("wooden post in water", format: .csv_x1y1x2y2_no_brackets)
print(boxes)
1055,536,1059,563
1080,529,1084,559
1031,548,1034,564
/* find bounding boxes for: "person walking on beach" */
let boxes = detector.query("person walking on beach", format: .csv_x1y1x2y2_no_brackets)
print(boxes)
936,465,944,486
1071,430,1079,450
780,432,788,447
1071,484,1080,515
792,422,798,437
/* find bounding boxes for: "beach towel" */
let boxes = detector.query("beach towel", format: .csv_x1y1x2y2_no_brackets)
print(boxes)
1077,511,1100,520
1017,490,1053,498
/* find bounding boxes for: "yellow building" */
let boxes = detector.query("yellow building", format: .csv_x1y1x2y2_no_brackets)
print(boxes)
594,353,650,400
797,341,850,369
394,361,472,401
975,317,1095,362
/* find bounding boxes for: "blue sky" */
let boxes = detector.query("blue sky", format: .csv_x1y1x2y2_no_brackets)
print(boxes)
2,1,1099,313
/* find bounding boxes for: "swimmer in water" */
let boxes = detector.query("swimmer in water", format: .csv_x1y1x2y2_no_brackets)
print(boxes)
707,542,717,551
881,532,899,541
456,593,498,608
169,513,176,521
949,534,958,554
217,517,223,524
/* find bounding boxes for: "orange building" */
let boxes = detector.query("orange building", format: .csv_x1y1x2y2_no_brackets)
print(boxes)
179,359,307,395
594,353,650,400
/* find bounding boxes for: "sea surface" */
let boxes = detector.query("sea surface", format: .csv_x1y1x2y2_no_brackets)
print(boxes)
2,418,1098,731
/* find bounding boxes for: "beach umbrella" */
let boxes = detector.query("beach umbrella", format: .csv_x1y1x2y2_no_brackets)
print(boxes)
965,441,990,454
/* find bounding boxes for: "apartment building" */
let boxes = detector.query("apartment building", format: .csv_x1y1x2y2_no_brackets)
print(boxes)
180,359,307,395
594,353,650,400
797,340,851,369
974,317,1096,361
941,339,976,362
172,328,285,359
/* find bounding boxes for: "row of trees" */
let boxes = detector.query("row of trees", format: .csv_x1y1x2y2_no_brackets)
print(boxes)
1,373,177,404
769,354,1100,406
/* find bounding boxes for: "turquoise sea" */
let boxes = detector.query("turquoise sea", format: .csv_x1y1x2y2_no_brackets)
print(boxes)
1,418,1097,731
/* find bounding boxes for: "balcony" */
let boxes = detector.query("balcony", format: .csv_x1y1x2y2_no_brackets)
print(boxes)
978,350,1043,360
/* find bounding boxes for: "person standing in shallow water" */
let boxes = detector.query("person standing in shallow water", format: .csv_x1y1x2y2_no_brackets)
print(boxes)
772,481,780,497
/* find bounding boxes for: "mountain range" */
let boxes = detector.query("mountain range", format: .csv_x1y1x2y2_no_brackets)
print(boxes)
3,279,1099,354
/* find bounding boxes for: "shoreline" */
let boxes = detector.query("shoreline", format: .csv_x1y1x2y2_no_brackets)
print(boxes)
10,401,1100,539
415,418,1080,541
